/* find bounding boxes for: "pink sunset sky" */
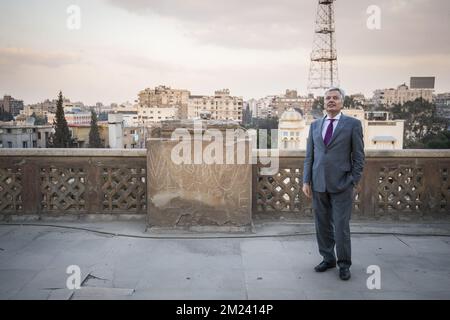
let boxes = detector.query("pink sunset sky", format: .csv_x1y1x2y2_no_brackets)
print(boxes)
1,0,449,105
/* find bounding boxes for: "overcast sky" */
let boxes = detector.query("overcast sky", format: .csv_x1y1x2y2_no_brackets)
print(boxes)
1,0,449,105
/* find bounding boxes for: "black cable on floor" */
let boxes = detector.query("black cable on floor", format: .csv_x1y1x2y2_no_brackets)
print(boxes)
1,222,449,239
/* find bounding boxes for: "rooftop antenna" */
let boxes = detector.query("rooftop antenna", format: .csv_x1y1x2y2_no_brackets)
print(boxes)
307,0,339,95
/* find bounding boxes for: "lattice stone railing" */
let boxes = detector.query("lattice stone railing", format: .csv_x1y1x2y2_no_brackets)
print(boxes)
101,167,146,212
253,150,450,220
0,149,146,215
0,167,22,212
40,166,87,211
0,148,449,220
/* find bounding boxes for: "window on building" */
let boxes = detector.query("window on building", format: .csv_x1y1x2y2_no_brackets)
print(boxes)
33,140,37,148
7,129,11,133
38,132,41,139
8,141,12,148
23,141,28,148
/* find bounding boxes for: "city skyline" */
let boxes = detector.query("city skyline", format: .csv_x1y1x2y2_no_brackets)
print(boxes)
1,0,450,105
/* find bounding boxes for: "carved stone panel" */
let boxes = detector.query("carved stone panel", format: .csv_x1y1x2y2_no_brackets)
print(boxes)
147,139,252,228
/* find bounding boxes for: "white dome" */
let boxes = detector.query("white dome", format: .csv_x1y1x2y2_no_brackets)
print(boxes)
280,108,302,121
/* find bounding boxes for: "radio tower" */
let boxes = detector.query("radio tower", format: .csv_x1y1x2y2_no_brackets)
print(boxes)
307,0,339,94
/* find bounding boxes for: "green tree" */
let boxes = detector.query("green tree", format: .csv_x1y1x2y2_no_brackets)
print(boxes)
31,112,47,125
373,105,388,112
88,109,104,148
343,96,356,108
312,97,324,111
242,104,252,125
51,91,72,148
390,98,448,148
422,131,450,149
252,117,279,149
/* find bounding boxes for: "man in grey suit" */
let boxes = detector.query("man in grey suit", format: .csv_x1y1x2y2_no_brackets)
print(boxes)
302,87,365,280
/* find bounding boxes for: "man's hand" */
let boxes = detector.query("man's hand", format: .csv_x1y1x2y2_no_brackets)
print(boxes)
302,183,312,199
353,184,358,198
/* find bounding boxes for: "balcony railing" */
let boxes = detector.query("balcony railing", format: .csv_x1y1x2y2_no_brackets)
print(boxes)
1,148,449,221
253,149,450,221
0,149,147,216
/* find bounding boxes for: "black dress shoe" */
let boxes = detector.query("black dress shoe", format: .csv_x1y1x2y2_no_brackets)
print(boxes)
339,267,351,280
314,261,336,272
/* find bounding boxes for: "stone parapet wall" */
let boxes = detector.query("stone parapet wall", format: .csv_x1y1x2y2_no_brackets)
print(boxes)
0,149,147,216
253,149,450,221
1,148,449,222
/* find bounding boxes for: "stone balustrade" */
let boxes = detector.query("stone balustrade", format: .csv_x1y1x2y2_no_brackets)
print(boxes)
253,149,450,221
0,148,449,222
0,149,147,217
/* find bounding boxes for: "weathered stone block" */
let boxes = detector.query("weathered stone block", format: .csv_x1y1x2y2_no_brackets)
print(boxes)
147,137,252,230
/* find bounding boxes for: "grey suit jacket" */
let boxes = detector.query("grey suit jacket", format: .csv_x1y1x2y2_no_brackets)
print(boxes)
303,113,365,193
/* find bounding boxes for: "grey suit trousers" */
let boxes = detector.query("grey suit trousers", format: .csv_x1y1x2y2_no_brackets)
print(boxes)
313,186,353,268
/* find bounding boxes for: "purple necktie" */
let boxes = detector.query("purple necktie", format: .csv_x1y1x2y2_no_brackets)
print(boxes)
323,119,335,145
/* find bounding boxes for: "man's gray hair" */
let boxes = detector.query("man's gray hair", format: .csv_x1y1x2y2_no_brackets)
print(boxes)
324,87,345,100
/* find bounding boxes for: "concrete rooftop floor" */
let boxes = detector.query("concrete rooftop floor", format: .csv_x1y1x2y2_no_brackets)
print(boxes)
0,220,449,300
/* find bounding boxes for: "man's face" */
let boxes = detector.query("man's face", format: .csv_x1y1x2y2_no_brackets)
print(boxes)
325,90,343,114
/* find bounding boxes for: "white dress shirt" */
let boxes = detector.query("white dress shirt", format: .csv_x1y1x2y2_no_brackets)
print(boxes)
321,112,342,140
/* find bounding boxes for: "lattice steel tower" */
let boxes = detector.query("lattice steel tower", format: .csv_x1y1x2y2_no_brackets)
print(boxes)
307,0,339,94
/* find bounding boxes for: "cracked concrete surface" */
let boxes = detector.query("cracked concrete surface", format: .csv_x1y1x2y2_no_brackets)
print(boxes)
0,221,449,300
